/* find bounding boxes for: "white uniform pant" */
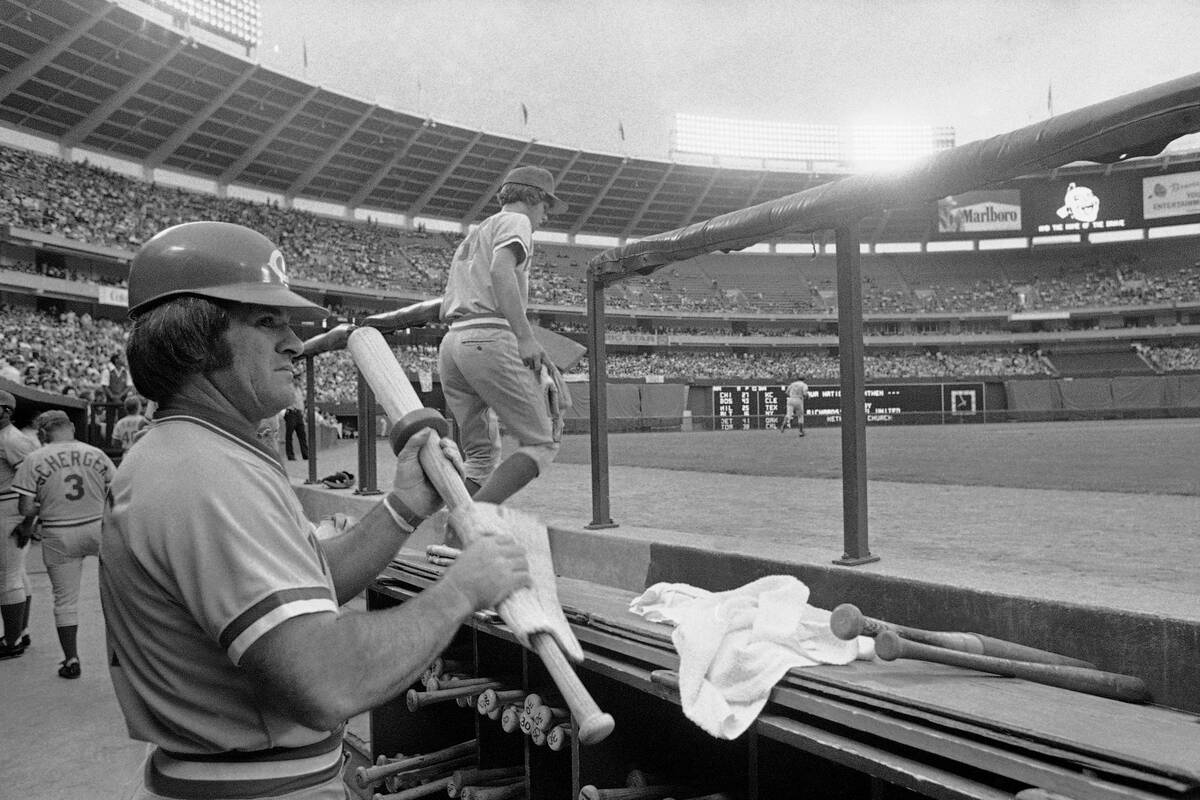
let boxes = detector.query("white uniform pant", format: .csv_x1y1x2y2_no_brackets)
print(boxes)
783,398,805,426
0,500,29,606
40,520,100,627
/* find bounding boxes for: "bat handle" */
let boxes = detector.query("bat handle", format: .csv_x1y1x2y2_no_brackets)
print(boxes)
531,633,614,745
876,631,1150,703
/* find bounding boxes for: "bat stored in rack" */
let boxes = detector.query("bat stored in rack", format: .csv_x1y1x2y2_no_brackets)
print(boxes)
355,739,477,789
578,785,694,800
874,631,1151,703
447,767,525,798
830,604,1096,668
407,681,505,711
546,723,571,751
372,775,455,800
459,780,527,800
477,688,528,715
347,326,614,745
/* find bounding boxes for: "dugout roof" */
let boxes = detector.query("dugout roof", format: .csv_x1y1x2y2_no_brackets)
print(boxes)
2,0,1200,246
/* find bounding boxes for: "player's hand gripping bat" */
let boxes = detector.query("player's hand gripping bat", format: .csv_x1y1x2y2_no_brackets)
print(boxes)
346,326,614,745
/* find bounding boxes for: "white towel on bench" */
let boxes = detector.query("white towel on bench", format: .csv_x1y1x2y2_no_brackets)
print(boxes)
630,576,871,739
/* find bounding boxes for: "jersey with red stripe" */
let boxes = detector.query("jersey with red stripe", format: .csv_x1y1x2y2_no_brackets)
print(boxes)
100,415,338,755
440,210,533,321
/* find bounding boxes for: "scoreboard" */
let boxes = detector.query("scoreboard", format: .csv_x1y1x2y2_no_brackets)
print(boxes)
711,382,985,429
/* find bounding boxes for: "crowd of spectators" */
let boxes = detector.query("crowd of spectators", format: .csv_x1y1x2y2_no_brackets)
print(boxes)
0,301,1195,409
305,344,441,405
573,349,1054,382
5,143,1200,318
1145,345,1200,372
2,143,1199,402
0,305,127,397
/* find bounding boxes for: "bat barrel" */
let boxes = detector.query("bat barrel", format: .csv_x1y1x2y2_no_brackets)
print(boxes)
875,631,1149,703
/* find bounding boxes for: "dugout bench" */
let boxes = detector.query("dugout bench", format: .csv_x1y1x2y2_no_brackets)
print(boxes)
363,551,1200,800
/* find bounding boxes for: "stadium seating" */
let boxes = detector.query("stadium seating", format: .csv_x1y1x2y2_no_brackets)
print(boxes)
2,142,1199,396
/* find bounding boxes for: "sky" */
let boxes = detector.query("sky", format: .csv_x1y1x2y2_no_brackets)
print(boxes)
254,0,1200,161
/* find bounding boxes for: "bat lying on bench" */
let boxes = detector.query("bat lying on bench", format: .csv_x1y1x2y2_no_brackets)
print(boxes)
874,631,1150,703
830,604,1095,669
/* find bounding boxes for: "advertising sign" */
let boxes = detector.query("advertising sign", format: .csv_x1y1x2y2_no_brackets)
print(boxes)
1025,176,1138,234
1143,170,1200,220
98,286,129,307
937,190,1022,233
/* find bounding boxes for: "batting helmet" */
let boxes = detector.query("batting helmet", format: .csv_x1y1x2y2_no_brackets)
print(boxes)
127,221,328,321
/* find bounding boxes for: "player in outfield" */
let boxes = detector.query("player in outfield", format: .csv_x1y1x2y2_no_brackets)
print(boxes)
438,166,568,505
100,221,530,800
13,410,115,678
781,376,809,437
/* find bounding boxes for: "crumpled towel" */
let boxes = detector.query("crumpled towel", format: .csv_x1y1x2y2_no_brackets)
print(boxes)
630,576,874,739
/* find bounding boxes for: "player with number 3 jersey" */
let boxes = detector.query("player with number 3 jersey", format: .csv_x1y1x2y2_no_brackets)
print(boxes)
13,410,114,678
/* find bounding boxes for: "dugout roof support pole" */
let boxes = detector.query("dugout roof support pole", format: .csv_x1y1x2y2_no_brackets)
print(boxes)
304,355,318,486
585,270,617,529
833,224,878,565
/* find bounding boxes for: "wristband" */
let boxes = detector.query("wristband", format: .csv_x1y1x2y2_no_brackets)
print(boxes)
383,494,424,533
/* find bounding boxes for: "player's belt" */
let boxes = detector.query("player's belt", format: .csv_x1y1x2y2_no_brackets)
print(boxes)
449,314,511,331
41,516,102,529
146,728,344,799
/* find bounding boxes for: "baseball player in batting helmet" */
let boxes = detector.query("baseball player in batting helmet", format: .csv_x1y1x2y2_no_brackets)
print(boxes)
101,221,531,799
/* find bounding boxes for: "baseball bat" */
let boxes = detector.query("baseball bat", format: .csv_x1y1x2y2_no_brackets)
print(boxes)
407,681,504,711
461,781,526,800
626,771,671,789
500,705,523,733
425,657,471,681
356,740,476,788
874,631,1150,703
348,326,614,745
477,688,527,714
579,786,692,800
384,757,475,792
546,723,571,751
428,675,505,692
373,775,453,800
830,604,1096,669
448,767,524,798
533,704,568,732
529,725,547,746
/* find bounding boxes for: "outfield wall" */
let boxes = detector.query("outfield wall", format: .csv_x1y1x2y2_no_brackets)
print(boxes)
556,373,1200,432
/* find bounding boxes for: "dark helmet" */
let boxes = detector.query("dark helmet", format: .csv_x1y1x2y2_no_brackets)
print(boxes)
127,221,328,321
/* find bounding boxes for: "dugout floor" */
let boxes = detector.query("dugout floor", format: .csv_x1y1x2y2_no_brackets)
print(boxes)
8,434,1198,800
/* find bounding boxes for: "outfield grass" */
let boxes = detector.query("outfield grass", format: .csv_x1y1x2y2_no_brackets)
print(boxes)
550,418,1199,496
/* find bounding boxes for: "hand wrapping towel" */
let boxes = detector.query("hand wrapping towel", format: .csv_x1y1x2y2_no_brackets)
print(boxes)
630,576,873,739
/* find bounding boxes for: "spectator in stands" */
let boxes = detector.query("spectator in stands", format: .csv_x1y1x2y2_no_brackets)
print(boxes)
438,166,568,504
0,358,20,384
100,351,132,405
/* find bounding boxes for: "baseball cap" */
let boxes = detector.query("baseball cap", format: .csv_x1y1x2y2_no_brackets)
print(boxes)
36,409,71,432
0,390,14,409
502,166,568,214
